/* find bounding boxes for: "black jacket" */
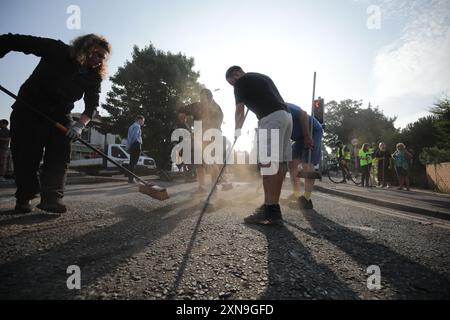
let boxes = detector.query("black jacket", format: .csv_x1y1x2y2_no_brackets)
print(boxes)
0,33,101,120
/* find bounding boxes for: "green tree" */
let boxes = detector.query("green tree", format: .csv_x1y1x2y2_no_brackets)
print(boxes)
398,116,439,187
101,44,203,168
431,98,450,149
324,99,398,149
419,98,450,166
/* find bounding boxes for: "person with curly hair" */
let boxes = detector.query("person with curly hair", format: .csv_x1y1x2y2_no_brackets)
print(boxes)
0,33,111,213
392,143,413,191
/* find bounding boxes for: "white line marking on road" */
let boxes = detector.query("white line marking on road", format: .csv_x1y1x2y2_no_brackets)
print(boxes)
315,193,450,230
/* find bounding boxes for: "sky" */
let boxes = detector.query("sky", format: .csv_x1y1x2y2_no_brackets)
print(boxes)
0,0,449,151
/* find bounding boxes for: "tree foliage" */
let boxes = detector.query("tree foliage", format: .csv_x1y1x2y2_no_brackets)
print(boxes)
323,99,399,148
101,44,203,168
419,98,450,165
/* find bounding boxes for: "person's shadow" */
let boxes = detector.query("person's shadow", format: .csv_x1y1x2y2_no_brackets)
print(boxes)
246,224,358,299
0,200,202,299
302,209,450,299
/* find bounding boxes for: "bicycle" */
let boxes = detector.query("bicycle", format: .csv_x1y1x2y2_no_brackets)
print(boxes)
326,158,362,185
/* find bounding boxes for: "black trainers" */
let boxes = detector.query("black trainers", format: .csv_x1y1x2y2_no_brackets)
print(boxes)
192,187,207,195
14,200,32,214
244,205,266,224
298,196,313,210
244,204,283,225
265,204,283,225
221,182,233,191
37,199,67,214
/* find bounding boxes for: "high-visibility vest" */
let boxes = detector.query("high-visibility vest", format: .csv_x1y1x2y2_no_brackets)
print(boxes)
359,149,371,167
338,145,352,160
344,146,351,160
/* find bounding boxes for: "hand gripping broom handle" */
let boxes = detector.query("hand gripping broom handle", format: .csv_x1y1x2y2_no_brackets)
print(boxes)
0,84,151,186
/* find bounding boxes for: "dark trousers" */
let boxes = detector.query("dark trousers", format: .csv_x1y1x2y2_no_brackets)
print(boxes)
377,161,390,186
0,148,7,177
361,165,370,187
10,110,71,202
128,142,141,182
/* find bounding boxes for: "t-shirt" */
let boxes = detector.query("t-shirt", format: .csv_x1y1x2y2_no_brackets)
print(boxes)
179,101,223,131
374,150,391,167
286,103,322,142
392,150,410,170
0,127,10,150
234,72,287,120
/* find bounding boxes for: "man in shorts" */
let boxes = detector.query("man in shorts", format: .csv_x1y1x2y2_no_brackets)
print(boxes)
286,103,323,209
177,89,224,194
226,66,292,225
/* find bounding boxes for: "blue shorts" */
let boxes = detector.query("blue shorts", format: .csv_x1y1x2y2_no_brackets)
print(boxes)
292,129,323,165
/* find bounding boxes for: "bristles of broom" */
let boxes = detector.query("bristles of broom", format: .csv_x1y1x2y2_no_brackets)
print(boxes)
139,184,170,201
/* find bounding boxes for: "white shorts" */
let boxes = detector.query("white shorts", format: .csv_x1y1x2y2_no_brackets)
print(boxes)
257,110,293,163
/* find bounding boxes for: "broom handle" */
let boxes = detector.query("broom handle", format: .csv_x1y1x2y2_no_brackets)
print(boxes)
0,84,151,186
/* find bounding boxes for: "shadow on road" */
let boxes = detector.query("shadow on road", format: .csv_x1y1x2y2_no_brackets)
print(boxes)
0,213,60,227
0,200,200,299
246,223,359,299
302,209,450,299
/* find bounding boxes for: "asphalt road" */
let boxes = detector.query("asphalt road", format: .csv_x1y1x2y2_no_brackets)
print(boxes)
0,179,449,300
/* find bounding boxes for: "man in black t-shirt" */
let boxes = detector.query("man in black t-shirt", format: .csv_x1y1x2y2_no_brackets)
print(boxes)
177,89,225,194
226,66,293,225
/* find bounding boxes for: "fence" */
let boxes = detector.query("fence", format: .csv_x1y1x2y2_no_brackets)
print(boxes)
426,162,450,193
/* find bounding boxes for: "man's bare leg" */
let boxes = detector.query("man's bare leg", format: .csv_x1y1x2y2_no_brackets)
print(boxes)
303,163,315,195
195,165,206,192
288,159,302,198
263,162,286,204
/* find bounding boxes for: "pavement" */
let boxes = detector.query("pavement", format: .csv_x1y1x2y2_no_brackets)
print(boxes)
314,179,450,221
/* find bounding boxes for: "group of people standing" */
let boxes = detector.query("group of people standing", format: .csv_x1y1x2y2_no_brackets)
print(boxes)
337,141,414,191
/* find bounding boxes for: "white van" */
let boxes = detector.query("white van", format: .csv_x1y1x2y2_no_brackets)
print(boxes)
69,143,157,175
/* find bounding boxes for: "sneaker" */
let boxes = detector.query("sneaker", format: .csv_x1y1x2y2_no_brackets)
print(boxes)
244,205,267,224
192,187,207,195
298,196,313,210
37,199,67,214
265,204,283,225
14,200,32,214
221,182,233,191
244,204,283,225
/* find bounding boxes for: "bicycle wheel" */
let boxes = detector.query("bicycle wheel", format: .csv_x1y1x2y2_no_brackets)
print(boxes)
350,170,362,185
347,163,362,185
327,163,345,183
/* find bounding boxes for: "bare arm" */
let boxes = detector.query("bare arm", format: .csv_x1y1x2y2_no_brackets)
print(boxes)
78,114,91,126
235,103,245,131
299,110,313,149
